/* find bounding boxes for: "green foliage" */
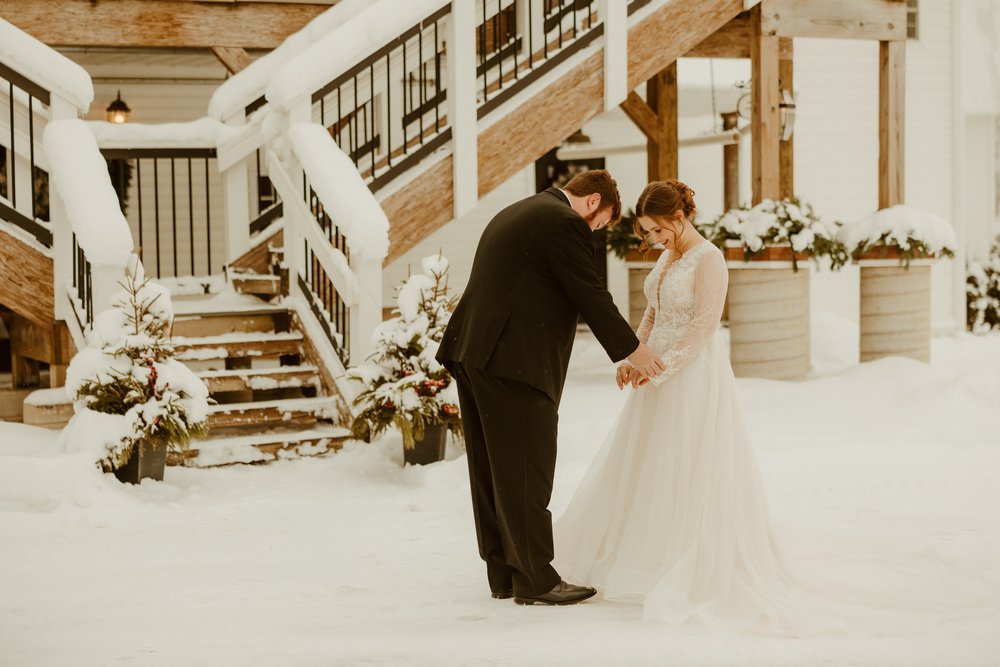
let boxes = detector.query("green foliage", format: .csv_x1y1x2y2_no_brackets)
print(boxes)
604,208,642,260
348,256,463,450
967,236,1000,333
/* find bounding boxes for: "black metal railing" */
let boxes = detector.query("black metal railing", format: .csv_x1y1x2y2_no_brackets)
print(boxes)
101,148,222,279
476,0,602,119
71,233,94,331
312,4,452,194
0,61,53,247
250,146,282,235
627,0,653,15
298,182,351,366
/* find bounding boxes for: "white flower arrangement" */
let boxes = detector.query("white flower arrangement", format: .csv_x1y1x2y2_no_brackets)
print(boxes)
838,205,957,267
699,198,849,271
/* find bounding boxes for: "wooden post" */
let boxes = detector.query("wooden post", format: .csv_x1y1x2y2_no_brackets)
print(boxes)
646,63,678,181
722,111,740,210
751,4,780,203
879,40,905,208
778,37,794,199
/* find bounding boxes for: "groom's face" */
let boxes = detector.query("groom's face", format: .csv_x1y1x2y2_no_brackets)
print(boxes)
576,194,611,231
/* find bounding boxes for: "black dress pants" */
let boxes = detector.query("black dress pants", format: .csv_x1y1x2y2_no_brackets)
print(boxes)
452,362,562,597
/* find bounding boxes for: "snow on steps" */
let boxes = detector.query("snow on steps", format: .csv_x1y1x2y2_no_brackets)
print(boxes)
207,396,338,429
174,331,304,362
171,307,291,338
197,364,320,393
169,424,353,467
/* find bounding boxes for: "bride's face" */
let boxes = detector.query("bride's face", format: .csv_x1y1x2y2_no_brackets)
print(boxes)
637,214,683,249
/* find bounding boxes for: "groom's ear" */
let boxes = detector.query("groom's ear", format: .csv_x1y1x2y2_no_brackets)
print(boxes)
589,193,602,212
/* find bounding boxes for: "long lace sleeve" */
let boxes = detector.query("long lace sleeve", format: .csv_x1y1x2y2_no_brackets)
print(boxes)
648,247,728,385
635,305,656,344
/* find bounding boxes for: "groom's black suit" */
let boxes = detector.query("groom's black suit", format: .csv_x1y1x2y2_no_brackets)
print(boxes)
437,187,639,596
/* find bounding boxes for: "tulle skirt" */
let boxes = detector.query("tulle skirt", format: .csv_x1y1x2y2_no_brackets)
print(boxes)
553,333,995,636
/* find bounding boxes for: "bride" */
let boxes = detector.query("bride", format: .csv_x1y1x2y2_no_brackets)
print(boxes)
552,180,992,635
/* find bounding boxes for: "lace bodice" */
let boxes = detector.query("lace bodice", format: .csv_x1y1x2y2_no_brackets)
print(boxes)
632,241,728,385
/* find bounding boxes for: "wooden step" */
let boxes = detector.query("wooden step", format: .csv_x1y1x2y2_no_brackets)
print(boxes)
230,272,282,297
169,424,353,467
172,308,291,338
206,396,335,429
197,365,320,394
21,387,73,429
174,331,304,362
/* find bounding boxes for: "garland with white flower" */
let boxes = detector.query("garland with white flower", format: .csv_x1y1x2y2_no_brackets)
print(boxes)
967,236,1000,333
700,198,849,271
837,204,957,268
62,261,210,471
347,254,462,449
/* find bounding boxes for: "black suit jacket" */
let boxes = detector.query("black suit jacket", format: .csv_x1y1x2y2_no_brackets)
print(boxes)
437,187,639,404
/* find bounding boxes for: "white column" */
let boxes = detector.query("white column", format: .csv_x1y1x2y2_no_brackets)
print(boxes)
90,263,125,316
222,157,252,265
446,0,479,218
48,94,78,322
600,0,627,111
350,258,383,364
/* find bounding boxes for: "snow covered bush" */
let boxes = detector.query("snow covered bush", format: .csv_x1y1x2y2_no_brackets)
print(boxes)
967,237,1000,333
62,261,209,471
838,205,957,268
347,254,462,449
701,198,849,271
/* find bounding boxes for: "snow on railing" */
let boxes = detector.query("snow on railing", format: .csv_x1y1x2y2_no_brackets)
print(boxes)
207,0,372,123
0,18,93,113
265,123,385,367
43,119,136,338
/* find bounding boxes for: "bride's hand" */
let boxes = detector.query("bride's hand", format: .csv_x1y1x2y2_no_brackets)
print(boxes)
630,371,650,388
616,364,633,390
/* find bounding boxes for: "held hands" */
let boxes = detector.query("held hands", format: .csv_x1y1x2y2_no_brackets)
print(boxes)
619,343,666,390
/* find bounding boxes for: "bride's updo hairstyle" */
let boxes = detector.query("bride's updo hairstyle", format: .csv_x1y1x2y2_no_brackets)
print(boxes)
633,179,697,252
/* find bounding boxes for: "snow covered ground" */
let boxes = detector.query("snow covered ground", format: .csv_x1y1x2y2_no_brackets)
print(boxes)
2,317,999,666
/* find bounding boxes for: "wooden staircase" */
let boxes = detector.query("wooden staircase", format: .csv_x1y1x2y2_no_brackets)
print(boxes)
167,233,352,466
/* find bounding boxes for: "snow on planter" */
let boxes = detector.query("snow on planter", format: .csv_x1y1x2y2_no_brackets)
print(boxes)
43,120,133,267
0,17,94,111
838,205,958,259
287,123,389,261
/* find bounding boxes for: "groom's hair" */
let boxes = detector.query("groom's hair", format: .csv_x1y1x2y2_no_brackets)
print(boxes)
563,170,622,226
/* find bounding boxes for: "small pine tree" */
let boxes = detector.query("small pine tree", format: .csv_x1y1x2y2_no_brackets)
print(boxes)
64,260,210,471
348,254,462,449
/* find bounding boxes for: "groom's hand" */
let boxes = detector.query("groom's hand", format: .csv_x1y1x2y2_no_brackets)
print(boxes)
626,342,665,379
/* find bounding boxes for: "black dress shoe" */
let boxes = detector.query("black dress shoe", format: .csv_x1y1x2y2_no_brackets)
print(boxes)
491,589,513,600
514,581,597,606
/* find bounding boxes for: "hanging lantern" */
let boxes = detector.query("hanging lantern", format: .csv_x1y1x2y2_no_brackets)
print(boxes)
106,91,131,124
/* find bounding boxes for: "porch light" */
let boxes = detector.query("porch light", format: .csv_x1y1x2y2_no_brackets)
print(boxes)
106,91,131,124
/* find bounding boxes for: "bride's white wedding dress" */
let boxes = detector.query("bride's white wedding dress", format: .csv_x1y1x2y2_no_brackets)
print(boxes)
553,241,993,635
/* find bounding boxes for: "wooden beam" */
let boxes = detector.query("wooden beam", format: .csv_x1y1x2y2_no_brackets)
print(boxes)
778,37,794,199
760,0,907,42
210,46,253,74
751,3,781,204
879,40,905,208
0,0,328,48
686,12,750,58
619,92,658,140
722,112,741,210
0,228,54,328
647,64,678,181
628,0,744,89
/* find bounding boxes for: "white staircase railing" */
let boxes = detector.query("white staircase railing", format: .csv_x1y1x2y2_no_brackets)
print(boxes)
0,18,135,349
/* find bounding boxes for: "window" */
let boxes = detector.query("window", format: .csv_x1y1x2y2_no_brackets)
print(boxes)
907,0,918,40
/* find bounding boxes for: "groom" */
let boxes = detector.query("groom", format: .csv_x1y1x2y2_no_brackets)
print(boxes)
437,170,665,605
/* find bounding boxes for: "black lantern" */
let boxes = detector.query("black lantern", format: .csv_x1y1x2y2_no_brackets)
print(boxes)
105,91,131,124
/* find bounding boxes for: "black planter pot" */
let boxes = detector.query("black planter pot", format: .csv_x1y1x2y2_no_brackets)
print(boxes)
113,437,168,484
404,423,447,466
